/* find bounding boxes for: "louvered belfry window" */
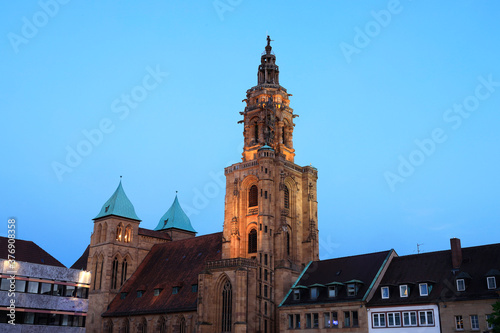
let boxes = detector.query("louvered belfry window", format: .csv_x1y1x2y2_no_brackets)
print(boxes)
249,185,258,207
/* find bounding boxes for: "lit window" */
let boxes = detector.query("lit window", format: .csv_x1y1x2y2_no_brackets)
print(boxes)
381,286,389,299
310,287,318,300
328,286,336,298
419,310,434,326
456,315,464,330
400,285,408,297
487,276,496,289
124,226,132,243
403,311,417,326
419,283,428,296
373,313,386,327
456,279,465,291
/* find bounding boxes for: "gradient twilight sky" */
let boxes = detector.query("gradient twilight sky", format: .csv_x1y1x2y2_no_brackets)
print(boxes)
1,1,499,267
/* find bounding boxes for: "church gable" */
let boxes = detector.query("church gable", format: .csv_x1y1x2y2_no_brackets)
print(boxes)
103,232,222,317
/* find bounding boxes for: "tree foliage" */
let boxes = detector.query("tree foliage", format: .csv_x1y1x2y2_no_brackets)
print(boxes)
488,301,500,333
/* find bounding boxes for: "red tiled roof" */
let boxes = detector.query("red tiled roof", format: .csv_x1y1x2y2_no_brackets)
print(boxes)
0,236,65,267
138,227,171,241
103,232,222,317
281,250,393,306
368,243,500,306
71,245,89,270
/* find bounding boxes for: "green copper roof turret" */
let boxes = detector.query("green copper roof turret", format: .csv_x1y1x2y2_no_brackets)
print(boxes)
94,180,140,221
155,195,196,233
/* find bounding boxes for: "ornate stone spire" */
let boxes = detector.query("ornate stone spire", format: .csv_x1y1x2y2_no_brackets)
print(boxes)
257,35,279,86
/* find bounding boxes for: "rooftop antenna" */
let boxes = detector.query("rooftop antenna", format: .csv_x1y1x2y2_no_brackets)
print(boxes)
417,243,424,254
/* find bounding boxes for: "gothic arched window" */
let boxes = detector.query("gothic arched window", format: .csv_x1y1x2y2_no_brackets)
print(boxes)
249,185,258,207
121,258,128,286
221,280,232,333
116,224,123,242
101,222,107,243
254,123,259,143
138,318,147,333
180,317,187,333
248,229,257,254
159,317,167,333
284,185,290,209
92,258,99,290
95,224,102,244
123,319,130,333
111,257,119,289
124,225,132,243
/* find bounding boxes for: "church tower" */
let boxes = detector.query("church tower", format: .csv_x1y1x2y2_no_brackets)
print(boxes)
198,37,319,333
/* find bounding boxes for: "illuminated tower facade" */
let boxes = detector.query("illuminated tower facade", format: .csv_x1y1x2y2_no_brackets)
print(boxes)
198,37,319,333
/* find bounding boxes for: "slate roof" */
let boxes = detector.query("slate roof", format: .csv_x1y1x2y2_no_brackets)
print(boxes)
280,250,393,307
138,228,171,241
0,236,65,267
103,232,222,317
94,181,141,221
71,245,89,270
154,195,196,233
368,243,500,307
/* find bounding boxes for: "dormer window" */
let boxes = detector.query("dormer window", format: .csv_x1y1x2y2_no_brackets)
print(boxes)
487,276,496,289
347,284,356,296
154,288,162,296
293,289,300,300
456,279,465,291
381,286,389,299
419,283,428,296
137,290,144,298
399,285,408,297
310,287,318,300
172,286,180,294
328,286,336,298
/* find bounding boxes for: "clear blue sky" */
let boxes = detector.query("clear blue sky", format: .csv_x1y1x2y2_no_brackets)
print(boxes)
1,1,499,267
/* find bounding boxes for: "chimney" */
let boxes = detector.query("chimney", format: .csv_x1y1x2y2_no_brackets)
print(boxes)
450,238,462,269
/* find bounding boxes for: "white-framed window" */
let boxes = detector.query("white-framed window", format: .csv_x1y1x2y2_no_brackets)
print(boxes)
487,276,496,289
455,315,464,330
328,286,336,298
381,286,389,299
486,314,494,330
388,312,401,327
347,283,356,296
456,279,465,291
310,287,318,300
403,311,417,326
419,310,434,326
470,315,479,330
373,313,386,327
293,289,300,300
419,283,428,296
399,285,408,297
